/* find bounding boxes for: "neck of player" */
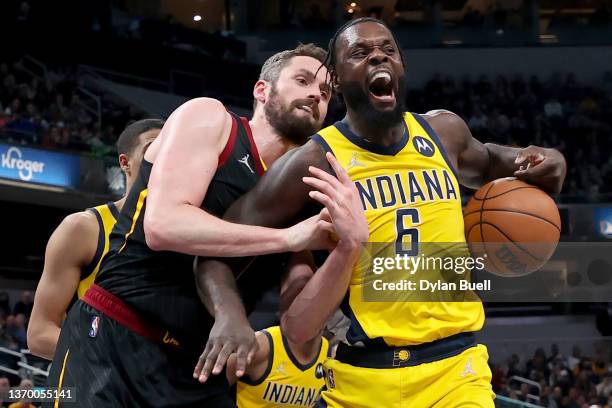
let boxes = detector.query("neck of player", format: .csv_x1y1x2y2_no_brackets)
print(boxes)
344,109,405,147
250,112,299,166
287,336,321,364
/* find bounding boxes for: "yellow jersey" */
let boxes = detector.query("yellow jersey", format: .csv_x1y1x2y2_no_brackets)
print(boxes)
312,113,485,346
236,326,329,407
76,202,119,298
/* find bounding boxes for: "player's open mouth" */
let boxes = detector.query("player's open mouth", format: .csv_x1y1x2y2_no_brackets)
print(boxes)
368,71,395,104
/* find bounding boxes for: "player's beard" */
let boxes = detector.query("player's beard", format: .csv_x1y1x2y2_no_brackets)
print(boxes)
340,75,407,130
265,86,320,144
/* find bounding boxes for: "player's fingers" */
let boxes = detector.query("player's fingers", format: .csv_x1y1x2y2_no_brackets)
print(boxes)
194,341,213,378
515,151,545,165
317,220,335,234
247,344,258,366
212,343,235,375
319,207,331,222
303,176,344,204
309,191,338,213
515,158,554,179
198,342,221,383
308,165,343,190
234,345,250,378
325,152,351,185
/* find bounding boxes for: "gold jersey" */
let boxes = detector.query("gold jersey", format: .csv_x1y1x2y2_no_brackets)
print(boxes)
236,326,328,407
312,113,484,346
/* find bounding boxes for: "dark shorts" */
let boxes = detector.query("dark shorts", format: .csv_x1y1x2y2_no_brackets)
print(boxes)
44,301,234,408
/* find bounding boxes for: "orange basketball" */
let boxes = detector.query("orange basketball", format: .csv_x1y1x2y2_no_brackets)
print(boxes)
463,178,561,277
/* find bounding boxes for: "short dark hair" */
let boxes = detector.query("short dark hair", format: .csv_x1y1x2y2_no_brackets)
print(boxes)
254,43,328,109
116,118,164,156
323,17,404,81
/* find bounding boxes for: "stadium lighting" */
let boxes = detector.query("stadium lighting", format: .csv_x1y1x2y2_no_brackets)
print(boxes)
193,15,202,22
350,2,357,6
348,8,354,13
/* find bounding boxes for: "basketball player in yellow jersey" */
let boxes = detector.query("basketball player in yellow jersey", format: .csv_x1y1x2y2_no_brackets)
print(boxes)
27,119,162,360
230,326,328,407
229,260,332,407
197,17,567,408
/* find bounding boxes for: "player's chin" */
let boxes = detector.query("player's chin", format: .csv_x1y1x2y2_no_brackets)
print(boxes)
292,111,319,128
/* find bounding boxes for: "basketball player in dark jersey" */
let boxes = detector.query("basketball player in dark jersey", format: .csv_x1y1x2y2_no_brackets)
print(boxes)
44,44,338,408
194,18,567,407
27,119,162,360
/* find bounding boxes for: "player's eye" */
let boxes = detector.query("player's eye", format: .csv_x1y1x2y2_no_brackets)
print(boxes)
351,49,366,58
385,46,396,54
321,90,329,100
296,77,308,85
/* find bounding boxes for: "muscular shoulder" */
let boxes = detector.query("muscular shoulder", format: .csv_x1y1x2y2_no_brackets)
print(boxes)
290,139,329,170
420,109,471,157
174,97,227,119
48,211,99,264
60,211,99,238
145,97,230,161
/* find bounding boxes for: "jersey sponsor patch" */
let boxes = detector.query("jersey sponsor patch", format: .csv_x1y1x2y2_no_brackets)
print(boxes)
413,136,436,157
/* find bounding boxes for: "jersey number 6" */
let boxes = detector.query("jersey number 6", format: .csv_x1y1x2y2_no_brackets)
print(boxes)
395,208,420,256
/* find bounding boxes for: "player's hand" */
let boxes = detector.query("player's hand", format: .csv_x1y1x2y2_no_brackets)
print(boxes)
285,209,337,252
514,145,566,194
303,152,369,246
193,313,258,383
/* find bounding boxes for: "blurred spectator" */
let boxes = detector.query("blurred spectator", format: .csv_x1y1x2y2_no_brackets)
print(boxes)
401,71,612,197
491,342,611,408
596,373,612,398
12,292,32,318
0,59,143,157
4,315,26,350
0,293,10,318
568,346,582,372
468,106,488,131
544,95,563,118
0,376,9,407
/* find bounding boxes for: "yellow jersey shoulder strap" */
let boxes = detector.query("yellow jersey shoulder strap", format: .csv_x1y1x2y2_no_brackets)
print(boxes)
407,112,459,179
239,329,274,386
78,203,119,296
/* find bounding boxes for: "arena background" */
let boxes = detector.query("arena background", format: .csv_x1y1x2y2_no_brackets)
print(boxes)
0,0,611,407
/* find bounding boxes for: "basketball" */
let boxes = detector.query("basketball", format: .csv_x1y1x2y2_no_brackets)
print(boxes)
464,178,561,277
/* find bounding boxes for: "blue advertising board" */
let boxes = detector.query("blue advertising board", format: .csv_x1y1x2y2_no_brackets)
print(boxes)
0,143,80,189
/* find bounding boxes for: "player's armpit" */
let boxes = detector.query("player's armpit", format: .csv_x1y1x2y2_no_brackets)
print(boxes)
223,139,330,228
28,212,98,360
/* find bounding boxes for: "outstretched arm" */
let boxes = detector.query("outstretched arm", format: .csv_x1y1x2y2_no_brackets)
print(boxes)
143,98,327,257
423,110,566,193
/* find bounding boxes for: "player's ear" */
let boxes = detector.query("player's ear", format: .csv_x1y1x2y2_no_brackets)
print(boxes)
118,153,130,176
331,72,340,93
253,80,267,106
